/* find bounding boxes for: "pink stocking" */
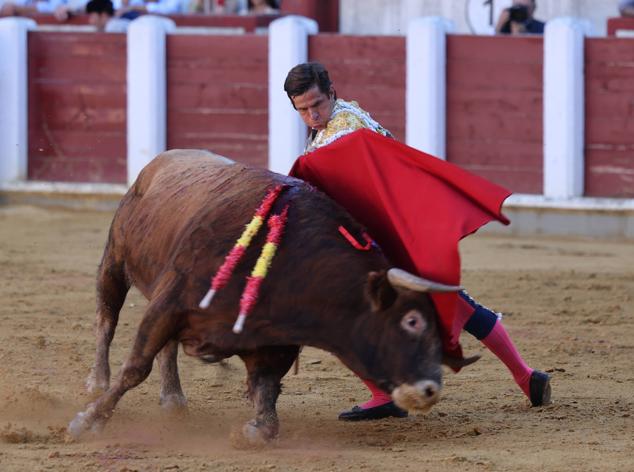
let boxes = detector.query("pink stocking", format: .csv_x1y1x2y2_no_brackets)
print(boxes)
481,320,533,397
359,378,392,409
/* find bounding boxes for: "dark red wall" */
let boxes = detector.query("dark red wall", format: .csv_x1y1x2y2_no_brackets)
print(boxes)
28,32,127,183
166,35,268,168
446,35,544,194
24,32,634,198
308,34,406,141
585,38,634,198
606,17,634,36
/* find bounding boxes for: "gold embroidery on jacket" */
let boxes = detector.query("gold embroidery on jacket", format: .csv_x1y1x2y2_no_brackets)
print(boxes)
305,99,392,153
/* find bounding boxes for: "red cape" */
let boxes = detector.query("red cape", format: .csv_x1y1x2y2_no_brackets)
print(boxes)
289,129,511,358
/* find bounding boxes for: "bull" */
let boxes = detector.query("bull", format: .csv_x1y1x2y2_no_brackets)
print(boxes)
68,150,472,445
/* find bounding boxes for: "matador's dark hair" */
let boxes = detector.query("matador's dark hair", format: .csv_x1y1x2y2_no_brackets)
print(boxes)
283,62,336,109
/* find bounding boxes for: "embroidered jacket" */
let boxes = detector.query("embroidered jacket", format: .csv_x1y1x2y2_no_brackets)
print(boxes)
304,99,393,153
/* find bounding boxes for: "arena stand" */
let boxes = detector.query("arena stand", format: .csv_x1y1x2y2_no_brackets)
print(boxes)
24,12,281,32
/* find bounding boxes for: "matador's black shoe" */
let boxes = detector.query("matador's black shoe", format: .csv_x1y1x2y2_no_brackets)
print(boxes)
529,370,552,407
338,401,408,421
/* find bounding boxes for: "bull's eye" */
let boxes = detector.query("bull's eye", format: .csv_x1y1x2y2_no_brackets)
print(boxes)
400,310,426,336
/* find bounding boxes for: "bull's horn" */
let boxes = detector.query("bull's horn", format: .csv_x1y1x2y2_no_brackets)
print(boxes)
442,353,481,370
387,268,462,293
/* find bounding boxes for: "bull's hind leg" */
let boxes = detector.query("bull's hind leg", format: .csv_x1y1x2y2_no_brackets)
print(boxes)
86,243,185,410
69,295,181,438
235,345,300,447
86,246,130,395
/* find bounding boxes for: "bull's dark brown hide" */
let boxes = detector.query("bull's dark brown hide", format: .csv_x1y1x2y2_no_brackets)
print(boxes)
101,150,442,388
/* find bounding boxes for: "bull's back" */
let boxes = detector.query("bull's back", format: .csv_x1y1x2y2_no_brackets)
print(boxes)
110,150,287,296
128,149,239,224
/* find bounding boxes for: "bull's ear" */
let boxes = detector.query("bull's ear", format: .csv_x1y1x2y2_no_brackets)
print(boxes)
366,271,397,312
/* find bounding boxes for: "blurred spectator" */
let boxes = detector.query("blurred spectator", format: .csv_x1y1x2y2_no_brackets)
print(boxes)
495,0,544,35
619,0,634,17
210,0,244,14
86,0,129,31
115,0,185,17
185,0,204,13
1,0,87,21
239,0,277,15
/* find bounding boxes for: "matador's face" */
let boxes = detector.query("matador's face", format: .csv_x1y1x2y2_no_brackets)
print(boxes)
291,85,336,131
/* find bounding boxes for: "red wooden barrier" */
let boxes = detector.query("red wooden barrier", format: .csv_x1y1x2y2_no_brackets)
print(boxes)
606,17,634,36
446,35,543,194
308,34,406,141
166,34,268,168
165,13,279,31
585,38,634,198
28,31,127,183
22,31,634,198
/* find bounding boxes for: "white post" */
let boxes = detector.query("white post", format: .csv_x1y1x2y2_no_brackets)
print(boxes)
0,18,36,182
543,18,587,199
406,17,453,160
268,16,318,174
127,16,175,186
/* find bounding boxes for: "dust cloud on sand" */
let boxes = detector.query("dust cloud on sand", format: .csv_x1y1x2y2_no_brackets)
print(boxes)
1,205,633,471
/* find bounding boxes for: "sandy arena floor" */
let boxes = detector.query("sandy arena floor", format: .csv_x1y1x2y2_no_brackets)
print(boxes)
0,204,632,471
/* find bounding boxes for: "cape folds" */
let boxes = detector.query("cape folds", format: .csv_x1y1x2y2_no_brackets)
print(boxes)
289,129,511,358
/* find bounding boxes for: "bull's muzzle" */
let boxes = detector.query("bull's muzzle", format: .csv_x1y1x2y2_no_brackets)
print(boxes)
391,380,440,413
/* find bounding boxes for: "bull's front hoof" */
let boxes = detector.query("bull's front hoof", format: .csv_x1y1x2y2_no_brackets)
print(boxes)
67,408,105,439
229,420,277,449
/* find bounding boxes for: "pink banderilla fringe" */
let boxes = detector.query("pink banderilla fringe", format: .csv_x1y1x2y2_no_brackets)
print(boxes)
233,205,289,333
255,185,285,218
210,245,246,293
199,184,285,309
